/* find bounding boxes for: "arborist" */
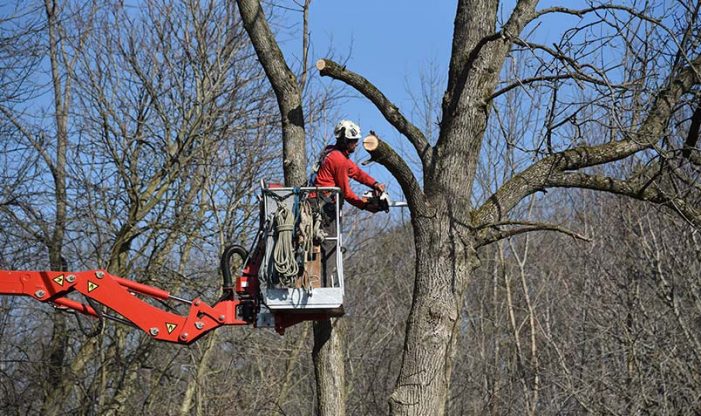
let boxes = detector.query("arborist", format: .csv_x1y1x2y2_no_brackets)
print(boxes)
313,119,385,210
312,119,385,282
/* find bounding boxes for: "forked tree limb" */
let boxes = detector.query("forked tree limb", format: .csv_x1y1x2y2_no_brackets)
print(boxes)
237,0,300,104
316,59,433,167
473,55,701,228
501,0,540,37
440,0,539,122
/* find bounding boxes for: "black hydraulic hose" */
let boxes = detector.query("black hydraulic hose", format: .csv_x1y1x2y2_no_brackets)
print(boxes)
220,244,249,291
73,297,104,338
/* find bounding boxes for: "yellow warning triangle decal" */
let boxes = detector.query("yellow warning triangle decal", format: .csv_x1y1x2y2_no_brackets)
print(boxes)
166,323,177,334
87,281,99,292
53,275,65,286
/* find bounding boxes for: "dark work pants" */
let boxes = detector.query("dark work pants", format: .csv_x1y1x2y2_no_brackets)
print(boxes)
320,200,338,287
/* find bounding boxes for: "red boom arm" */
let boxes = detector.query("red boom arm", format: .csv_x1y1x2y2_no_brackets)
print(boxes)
0,269,250,344
0,185,345,341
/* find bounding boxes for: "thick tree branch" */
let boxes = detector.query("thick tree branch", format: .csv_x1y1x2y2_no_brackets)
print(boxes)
316,59,432,167
474,0,540,93
363,134,430,218
236,0,300,105
502,0,540,37
437,0,539,151
444,0,539,114
546,171,701,227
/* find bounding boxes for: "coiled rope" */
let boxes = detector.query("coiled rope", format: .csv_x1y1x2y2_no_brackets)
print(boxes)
273,203,298,286
299,202,325,253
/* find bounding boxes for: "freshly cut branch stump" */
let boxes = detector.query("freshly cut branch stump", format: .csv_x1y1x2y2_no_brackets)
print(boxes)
363,134,379,152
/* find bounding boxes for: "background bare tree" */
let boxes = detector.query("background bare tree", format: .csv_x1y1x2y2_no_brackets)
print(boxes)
0,1,86,412
0,0,283,414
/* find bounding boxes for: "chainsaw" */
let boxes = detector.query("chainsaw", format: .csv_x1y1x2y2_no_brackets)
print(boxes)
362,190,408,212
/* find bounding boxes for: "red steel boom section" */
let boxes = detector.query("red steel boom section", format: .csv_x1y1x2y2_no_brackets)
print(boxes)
0,269,248,344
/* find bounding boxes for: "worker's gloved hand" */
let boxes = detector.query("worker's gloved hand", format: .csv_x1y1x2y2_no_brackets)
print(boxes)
361,197,381,213
373,182,386,193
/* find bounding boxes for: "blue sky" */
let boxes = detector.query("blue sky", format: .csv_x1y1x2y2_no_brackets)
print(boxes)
306,0,456,129
296,0,588,137
1,0,633,202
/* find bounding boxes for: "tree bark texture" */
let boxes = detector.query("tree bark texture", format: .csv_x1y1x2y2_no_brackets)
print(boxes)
389,216,479,416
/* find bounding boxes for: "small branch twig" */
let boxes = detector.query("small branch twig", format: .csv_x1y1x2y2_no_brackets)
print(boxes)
298,0,311,91
476,220,591,247
532,5,661,25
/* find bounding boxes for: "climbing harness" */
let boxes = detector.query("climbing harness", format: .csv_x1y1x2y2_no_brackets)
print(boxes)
307,145,335,186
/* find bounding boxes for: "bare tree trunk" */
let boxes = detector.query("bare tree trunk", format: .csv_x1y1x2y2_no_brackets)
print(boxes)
235,1,346,414
389,216,478,416
45,0,68,271
42,0,70,412
313,319,346,416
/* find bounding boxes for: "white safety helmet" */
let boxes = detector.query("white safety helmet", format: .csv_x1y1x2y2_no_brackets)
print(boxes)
334,119,361,141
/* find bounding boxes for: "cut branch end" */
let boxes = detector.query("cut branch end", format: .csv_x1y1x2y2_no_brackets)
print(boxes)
363,135,379,152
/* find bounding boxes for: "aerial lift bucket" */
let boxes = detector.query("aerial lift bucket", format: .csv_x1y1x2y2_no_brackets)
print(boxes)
253,184,345,329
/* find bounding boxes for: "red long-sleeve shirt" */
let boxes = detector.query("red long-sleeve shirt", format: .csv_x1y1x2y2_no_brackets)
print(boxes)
314,146,377,208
